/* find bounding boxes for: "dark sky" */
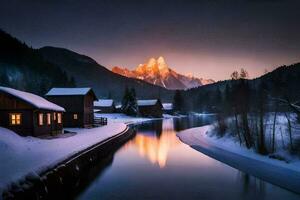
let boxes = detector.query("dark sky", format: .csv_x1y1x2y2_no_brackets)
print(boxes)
1,0,300,80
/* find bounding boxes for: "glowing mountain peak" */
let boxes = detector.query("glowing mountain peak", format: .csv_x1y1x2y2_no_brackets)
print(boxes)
111,56,215,90
147,57,157,68
157,56,166,65
157,56,168,71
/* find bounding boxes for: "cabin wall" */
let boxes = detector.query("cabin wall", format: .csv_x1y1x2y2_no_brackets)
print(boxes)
32,111,63,137
0,92,63,136
0,110,34,136
46,95,85,127
83,92,95,127
0,92,34,136
0,92,33,110
63,112,84,127
138,104,163,118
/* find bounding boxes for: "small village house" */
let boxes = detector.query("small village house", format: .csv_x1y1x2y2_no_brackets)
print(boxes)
0,86,65,137
137,99,163,118
45,88,97,128
94,99,116,113
162,103,173,114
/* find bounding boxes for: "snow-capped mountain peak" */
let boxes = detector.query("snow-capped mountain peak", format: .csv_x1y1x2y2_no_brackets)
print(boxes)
112,57,214,90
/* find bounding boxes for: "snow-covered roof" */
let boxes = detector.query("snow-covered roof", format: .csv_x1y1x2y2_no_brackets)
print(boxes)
162,103,173,110
94,99,114,107
137,99,159,106
45,88,92,96
0,86,65,112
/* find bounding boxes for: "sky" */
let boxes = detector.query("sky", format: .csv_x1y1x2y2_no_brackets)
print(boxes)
0,0,300,81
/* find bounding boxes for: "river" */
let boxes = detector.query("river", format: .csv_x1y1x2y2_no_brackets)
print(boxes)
77,115,300,200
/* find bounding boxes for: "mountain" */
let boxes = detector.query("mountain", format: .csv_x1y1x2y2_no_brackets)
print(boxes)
112,56,214,90
38,47,174,101
0,29,75,95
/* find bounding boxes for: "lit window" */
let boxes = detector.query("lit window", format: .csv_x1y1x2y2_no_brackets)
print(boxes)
53,112,56,120
73,114,78,120
10,113,22,125
57,113,62,124
47,113,51,125
39,113,44,126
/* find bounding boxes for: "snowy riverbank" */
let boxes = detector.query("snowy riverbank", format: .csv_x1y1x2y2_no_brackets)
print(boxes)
0,121,127,193
0,113,177,194
177,126,300,194
95,113,153,125
95,113,179,125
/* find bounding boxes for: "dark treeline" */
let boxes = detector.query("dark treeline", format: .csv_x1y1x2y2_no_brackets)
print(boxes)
0,29,76,95
172,64,300,156
175,63,300,114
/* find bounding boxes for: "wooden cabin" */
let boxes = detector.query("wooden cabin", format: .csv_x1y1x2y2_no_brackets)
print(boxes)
137,99,163,118
94,99,116,113
162,103,173,114
45,88,97,128
0,86,65,137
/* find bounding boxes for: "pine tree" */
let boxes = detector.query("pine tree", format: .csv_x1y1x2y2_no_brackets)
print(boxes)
0,73,10,87
173,90,184,113
121,87,138,116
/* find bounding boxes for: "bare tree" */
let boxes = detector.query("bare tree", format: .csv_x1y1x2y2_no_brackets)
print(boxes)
234,110,242,145
257,81,268,154
231,71,239,80
284,113,293,152
232,79,252,148
271,105,278,153
240,68,249,79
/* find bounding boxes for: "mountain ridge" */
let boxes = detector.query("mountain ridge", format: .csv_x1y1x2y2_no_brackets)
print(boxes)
38,47,174,101
112,56,214,90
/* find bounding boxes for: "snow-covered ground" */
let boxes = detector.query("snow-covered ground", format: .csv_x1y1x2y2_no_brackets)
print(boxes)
177,125,300,193
0,112,178,193
0,122,126,192
95,113,153,125
95,113,178,125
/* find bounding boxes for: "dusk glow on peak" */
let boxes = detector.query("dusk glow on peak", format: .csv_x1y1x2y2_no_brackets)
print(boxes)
1,0,300,81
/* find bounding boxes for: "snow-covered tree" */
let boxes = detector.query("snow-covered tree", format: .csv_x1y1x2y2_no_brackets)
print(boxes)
121,87,138,116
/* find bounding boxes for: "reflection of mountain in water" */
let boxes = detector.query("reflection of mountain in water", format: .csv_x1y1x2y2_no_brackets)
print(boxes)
130,119,180,168
127,116,216,168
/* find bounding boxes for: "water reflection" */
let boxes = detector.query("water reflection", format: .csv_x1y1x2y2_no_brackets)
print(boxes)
78,116,300,200
128,120,180,168
236,171,267,199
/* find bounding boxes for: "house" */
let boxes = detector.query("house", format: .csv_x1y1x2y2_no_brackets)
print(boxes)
115,104,122,113
162,103,173,114
94,99,116,113
0,86,65,137
45,88,97,128
137,99,163,118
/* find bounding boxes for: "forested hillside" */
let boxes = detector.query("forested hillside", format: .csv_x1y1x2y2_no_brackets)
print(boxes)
0,29,75,95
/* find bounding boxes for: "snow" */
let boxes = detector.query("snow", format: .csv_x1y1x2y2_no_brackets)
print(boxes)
0,86,65,112
162,103,173,110
95,113,153,125
137,99,158,106
0,122,127,192
177,125,300,193
94,99,114,107
45,87,92,96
